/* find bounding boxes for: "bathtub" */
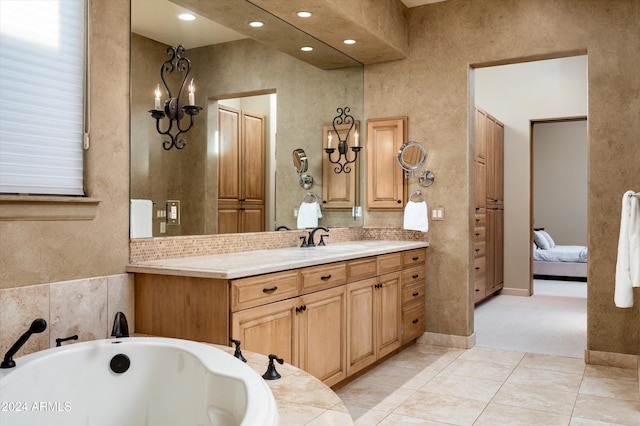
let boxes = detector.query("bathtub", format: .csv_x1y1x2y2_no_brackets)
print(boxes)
0,337,278,426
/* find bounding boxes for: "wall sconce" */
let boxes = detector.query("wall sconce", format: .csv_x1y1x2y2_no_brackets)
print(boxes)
324,107,361,174
148,45,202,150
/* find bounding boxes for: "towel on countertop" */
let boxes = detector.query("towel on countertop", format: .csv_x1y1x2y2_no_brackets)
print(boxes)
614,191,640,308
403,200,429,232
297,201,322,229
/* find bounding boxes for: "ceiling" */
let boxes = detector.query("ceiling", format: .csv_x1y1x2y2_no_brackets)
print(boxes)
132,0,446,49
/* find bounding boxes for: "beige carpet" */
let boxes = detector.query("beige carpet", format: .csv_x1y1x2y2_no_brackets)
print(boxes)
474,279,587,358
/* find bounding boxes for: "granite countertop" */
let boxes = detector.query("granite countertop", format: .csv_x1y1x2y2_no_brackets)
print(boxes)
214,344,354,425
127,240,429,279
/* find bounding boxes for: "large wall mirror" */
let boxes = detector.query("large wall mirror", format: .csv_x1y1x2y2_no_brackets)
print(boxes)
130,0,364,238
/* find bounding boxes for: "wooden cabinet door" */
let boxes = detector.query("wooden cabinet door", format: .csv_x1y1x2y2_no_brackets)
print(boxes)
494,122,504,203
231,298,297,365
474,160,486,212
366,117,407,210
240,111,265,204
494,208,504,290
475,108,487,163
240,204,264,233
346,278,377,376
217,204,240,234
377,272,401,358
486,209,496,293
297,286,347,386
218,106,241,201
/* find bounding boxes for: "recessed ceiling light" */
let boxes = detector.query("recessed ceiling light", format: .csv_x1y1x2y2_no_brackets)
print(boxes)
178,13,196,21
297,11,312,18
343,39,356,45
249,21,264,28
300,46,313,52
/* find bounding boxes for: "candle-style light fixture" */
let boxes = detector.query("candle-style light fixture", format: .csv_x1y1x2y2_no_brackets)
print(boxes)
324,107,361,174
148,45,202,150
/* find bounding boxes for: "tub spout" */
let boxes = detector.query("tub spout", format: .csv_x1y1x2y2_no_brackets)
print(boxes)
1,318,47,369
111,312,129,338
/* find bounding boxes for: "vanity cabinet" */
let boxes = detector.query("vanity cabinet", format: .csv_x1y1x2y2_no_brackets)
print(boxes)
134,246,427,388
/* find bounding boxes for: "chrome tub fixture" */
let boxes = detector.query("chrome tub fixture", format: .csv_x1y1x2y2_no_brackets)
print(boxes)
324,107,361,174
148,45,202,150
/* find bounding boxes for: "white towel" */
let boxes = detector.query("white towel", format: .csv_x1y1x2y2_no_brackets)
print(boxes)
403,200,429,232
130,199,153,238
614,191,640,308
297,201,322,229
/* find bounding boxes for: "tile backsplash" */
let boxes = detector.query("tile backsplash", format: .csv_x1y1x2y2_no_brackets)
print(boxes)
0,274,134,359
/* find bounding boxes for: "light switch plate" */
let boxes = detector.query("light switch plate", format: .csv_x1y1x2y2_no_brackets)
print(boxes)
431,206,445,221
166,200,180,225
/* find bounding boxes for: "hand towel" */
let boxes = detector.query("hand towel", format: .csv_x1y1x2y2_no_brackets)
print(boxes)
614,191,640,308
297,201,322,229
403,200,429,232
130,199,153,238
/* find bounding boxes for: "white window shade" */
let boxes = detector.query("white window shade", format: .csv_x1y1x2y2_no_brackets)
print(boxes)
0,0,86,196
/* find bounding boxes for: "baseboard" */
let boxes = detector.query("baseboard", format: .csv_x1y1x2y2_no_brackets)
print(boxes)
584,349,639,369
418,332,476,349
500,287,530,297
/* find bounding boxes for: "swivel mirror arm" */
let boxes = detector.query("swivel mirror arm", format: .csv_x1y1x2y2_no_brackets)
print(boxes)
396,141,435,187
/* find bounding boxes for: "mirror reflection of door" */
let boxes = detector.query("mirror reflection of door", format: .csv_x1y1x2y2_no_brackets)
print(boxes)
217,104,266,233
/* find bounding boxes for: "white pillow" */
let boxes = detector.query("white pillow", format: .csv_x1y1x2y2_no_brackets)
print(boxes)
533,231,550,250
539,230,556,248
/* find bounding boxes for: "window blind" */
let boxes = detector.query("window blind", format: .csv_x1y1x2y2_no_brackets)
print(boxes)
0,0,86,196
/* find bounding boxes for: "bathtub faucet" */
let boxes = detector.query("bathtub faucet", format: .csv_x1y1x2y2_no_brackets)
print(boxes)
1,318,47,369
111,312,129,338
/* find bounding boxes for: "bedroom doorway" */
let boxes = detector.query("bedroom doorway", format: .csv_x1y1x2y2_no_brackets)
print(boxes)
472,55,588,358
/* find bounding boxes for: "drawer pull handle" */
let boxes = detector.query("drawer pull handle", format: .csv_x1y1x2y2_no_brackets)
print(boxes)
262,286,278,294
475,248,480,252
476,289,480,292
412,292,419,297
412,274,419,279
475,232,480,236
412,256,419,261
475,267,480,270
412,319,419,324
320,275,332,281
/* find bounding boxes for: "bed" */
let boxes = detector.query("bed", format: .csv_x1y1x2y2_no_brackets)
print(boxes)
533,229,587,281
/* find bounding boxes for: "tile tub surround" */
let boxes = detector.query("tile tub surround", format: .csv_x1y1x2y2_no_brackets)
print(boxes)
214,344,354,425
0,274,134,359
336,343,640,425
129,227,428,262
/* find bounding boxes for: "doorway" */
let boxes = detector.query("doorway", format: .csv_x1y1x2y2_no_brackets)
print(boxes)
472,55,588,357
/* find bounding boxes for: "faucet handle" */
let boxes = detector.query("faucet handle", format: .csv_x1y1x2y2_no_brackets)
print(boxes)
299,236,307,247
229,338,247,362
319,234,329,246
262,354,284,380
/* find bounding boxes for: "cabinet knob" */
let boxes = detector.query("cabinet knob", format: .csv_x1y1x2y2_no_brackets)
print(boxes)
412,256,419,261
412,292,419,297
412,319,419,324
397,200,402,204
412,274,419,279
262,286,278,294
475,267,480,271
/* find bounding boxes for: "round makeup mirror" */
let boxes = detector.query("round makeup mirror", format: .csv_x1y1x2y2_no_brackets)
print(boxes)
293,148,308,173
397,141,427,172
293,149,313,189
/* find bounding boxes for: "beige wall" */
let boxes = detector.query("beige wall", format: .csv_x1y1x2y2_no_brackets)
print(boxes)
0,0,130,290
365,0,639,354
1,0,638,358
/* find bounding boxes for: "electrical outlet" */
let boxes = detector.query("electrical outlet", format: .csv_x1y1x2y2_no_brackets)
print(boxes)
166,200,180,225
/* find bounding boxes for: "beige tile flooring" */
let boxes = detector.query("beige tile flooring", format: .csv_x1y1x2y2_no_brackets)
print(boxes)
334,343,640,425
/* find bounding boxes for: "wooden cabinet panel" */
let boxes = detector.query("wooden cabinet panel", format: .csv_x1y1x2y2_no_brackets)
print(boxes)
300,262,347,294
366,117,407,210
402,266,425,287
377,272,401,359
402,304,424,344
377,252,402,274
493,208,504,290
240,111,265,203
347,257,377,282
231,298,297,365
402,249,425,268
401,281,425,307
475,108,487,163
231,270,299,312
346,278,377,376
240,205,264,233
297,286,347,386
474,160,486,212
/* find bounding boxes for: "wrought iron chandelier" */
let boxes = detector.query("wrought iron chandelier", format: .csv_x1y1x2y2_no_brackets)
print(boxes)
148,45,202,150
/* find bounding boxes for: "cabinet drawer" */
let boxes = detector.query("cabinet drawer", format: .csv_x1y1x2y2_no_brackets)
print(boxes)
402,282,425,307
474,256,486,278
300,262,347,294
377,252,403,275
402,304,424,343
402,266,425,287
347,257,377,282
402,249,426,268
474,276,486,302
474,226,485,241
474,241,486,258
231,270,299,312
474,213,486,227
